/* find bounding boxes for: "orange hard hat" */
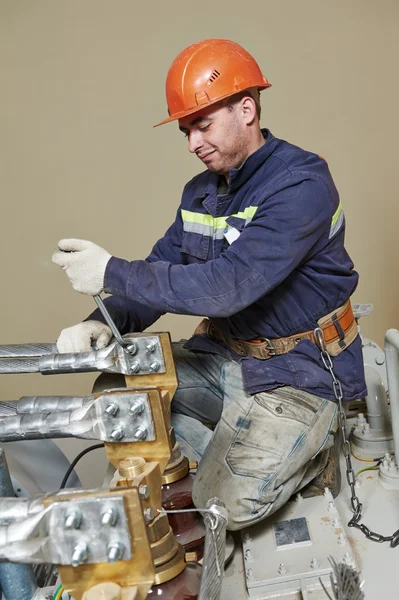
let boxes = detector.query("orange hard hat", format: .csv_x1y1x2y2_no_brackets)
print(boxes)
154,38,271,127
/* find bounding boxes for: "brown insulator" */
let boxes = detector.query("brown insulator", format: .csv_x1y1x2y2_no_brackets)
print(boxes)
162,473,205,559
147,562,202,599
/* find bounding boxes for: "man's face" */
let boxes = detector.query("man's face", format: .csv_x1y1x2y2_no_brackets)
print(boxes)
178,101,250,178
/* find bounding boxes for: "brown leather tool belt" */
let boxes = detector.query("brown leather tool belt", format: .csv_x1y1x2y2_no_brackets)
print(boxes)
194,299,357,360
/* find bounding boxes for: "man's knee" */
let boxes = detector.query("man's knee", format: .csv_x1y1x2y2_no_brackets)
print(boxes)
191,466,282,531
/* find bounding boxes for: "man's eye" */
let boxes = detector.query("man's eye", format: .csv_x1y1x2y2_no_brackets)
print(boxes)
199,124,210,132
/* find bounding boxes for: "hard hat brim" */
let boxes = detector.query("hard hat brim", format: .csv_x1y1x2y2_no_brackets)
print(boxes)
153,82,271,128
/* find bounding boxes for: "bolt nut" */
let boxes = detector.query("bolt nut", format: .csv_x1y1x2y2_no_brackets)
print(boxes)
107,542,125,564
104,403,119,417
71,542,89,567
185,551,198,562
144,507,155,522
133,425,148,441
64,511,82,530
130,361,141,374
139,484,150,500
149,361,160,373
125,342,137,355
129,400,145,416
146,340,157,353
110,426,125,441
101,508,118,526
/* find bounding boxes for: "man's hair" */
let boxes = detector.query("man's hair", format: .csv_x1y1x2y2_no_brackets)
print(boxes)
222,88,262,120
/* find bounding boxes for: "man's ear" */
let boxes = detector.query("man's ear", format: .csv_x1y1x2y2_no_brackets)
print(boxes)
241,96,257,125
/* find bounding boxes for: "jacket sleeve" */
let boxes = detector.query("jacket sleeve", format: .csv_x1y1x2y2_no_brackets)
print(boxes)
104,179,335,319
86,208,185,332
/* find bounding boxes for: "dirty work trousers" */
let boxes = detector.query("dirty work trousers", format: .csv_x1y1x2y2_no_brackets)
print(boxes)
94,341,337,531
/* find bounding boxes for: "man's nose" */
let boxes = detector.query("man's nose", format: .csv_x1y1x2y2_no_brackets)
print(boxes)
188,130,204,154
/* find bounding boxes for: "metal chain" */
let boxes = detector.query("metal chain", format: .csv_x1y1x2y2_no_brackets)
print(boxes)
313,327,399,549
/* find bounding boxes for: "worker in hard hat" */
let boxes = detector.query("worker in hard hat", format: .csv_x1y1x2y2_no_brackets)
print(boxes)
53,39,366,530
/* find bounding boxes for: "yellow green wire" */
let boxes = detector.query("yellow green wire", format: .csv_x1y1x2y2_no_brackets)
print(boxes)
53,584,64,600
355,465,379,477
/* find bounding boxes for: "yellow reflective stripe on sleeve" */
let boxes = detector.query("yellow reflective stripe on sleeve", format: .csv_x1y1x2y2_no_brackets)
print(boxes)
331,201,342,229
329,201,344,239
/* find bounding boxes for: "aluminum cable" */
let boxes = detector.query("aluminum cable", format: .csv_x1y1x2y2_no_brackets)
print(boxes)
0,359,40,374
0,343,56,358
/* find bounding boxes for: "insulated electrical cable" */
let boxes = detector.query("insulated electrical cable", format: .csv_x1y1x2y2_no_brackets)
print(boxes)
60,443,104,489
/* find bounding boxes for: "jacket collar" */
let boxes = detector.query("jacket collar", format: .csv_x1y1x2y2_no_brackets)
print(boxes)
193,129,276,199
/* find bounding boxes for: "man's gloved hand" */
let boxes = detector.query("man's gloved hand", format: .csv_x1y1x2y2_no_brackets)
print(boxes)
52,239,111,295
57,320,113,353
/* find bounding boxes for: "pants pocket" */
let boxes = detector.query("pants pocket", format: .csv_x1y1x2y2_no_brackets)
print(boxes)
225,387,325,480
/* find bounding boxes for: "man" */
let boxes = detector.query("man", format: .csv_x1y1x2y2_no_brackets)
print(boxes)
53,39,366,530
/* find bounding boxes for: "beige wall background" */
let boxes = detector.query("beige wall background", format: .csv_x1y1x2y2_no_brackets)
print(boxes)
0,0,398,485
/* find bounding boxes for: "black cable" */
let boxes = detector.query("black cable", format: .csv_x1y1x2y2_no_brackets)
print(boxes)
60,443,104,489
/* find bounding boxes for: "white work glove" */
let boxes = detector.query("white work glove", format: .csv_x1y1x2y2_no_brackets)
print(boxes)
52,239,111,295
57,320,112,353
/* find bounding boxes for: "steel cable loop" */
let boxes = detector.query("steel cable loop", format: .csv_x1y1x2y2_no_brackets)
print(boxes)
199,498,228,600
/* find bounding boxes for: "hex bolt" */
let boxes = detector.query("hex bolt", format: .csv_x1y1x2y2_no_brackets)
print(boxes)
246,568,254,579
71,542,89,567
278,563,287,575
129,400,145,416
104,403,119,417
146,340,157,353
133,425,148,441
107,542,125,564
101,508,118,526
64,510,82,530
110,426,125,441
310,558,319,570
245,548,254,562
139,484,150,500
337,533,347,546
130,361,141,374
149,361,160,373
144,507,155,522
125,342,137,356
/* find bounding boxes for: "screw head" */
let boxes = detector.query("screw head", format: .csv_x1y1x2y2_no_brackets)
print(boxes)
139,484,150,500
101,508,118,526
110,426,125,441
129,400,145,416
149,361,160,373
104,403,119,417
64,511,82,530
71,542,89,567
133,426,148,441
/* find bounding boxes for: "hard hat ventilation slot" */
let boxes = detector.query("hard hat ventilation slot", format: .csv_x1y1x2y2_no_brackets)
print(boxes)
208,70,221,84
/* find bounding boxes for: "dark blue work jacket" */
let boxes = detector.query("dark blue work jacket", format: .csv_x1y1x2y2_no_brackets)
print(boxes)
93,130,367,401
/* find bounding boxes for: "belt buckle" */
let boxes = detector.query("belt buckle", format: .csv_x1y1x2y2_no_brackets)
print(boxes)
260,338,276,357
